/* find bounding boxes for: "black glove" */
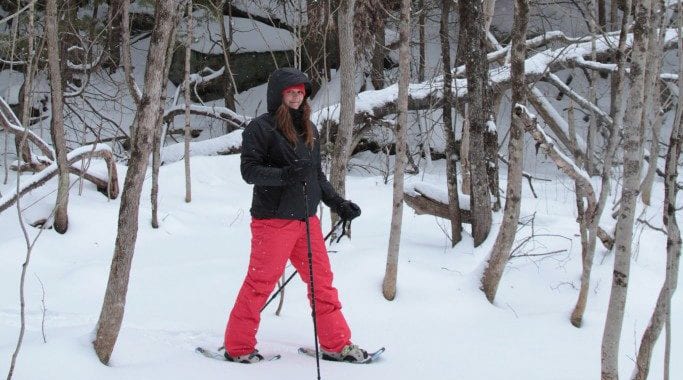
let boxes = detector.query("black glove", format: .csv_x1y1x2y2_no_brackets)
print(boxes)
282,159,312,184
336,200,361,221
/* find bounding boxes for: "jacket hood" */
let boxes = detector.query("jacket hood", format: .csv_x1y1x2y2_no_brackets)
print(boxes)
267,68,313,114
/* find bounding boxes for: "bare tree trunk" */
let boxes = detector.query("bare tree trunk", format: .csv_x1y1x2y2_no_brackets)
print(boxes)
184,0,194,203
485,118,500,211
483,0,496,32
631,7,682,377
440,0,462,246
586,0,599,176
151,20,180,229
329,0,356,233
4,0,20,186
122,0,141,105
459,0,492,246
631,105,682,380
460,109,471,195
93,0,186,365
610,0,619,31
382,0,409,301
601,0,651,378
370,9,386,90
571,0,632,328
639,2,665,205
418,0,426,82
481,0,528,303
595,0,606,30
219,0,236,110
46,0,69,234
16,2,37,170
104,0,123,72
455,14,470,196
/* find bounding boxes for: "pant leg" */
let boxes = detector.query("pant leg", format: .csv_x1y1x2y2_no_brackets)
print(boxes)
224,218,299,356
290,216,352,353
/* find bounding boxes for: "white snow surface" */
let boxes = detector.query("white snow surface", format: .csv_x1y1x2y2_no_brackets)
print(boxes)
1,155,681,380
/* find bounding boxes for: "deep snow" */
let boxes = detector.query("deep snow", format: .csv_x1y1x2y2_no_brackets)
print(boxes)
0,154,681,380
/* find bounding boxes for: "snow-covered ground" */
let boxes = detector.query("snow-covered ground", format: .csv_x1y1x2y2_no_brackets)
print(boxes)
0,154,680,380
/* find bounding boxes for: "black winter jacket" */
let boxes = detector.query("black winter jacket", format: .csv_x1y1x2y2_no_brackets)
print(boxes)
240,68,343,219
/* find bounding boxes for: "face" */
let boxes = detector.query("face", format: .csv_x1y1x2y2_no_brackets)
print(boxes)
282,88,305,110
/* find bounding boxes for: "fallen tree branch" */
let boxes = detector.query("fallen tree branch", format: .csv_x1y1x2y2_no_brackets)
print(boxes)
515,104,597,218
163,104,250,131
312,28,678,158
0,97,55,160
404,189,472,224
0,144,118,214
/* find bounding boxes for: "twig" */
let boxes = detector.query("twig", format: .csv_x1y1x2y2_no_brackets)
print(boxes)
34,274,47,343
510,249,568,259
636,218,667,235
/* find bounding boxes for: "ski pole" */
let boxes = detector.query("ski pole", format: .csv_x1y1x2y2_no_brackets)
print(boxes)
301,181,322,380
260,219,345,312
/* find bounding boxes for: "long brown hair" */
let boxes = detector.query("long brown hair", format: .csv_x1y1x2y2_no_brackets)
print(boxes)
275,102,314,148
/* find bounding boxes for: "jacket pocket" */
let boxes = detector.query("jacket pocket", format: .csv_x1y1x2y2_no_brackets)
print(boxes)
253,185,283,215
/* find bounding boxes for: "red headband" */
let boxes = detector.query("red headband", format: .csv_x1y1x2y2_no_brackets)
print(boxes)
282,83,306,96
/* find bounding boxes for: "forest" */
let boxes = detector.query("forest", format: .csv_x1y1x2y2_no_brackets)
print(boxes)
0,0,681,379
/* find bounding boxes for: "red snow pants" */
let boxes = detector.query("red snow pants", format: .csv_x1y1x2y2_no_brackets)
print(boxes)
224,216,351,357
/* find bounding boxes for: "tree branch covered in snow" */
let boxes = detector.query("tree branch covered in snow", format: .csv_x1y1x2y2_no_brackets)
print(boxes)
312,28,679,151
515,104,597,219
0,144,118,214
0,96,56,160
163,104,250,131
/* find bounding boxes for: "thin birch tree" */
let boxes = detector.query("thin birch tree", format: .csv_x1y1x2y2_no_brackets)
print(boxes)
45,0,69,233
329,0,356,231
639,0,666,205
184,0,194,203
382,0,410,300
601,0,652,377
570,0,632,327
631,5,683,377
93,0,188,364
481,0,528,302
440,0,462,246
458,0,492,246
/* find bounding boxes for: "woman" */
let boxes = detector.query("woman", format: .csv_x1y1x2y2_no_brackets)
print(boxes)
223,67,366,363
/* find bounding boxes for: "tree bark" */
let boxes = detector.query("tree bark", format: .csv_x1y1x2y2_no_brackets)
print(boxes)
93,0,186,365
483,0,496,33
601,0,651,378
440,0,462,246
151,18,180,228
16,1,37,170
639,2,666,205
46,0,69,234
329,0,356,233
459,0,492,246
370,8,386,90
219,0,236,110
121,0,141,105
481,0,528,303
184,0,194,203
383,0,409,301
631,6,682,377
418,0,426,82
104,0,123,71
571,0,632,328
